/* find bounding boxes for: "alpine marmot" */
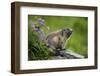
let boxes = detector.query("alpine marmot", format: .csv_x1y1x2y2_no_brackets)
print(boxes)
46,28,73,50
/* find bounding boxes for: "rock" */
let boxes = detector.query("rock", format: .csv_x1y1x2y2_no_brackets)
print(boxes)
65,50,84,59
53,49,84,59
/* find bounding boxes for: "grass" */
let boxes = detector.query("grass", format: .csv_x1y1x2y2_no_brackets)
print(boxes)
28,15,88,60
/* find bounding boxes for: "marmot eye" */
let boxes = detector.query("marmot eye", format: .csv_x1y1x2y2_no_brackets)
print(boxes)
63,29,67,31
63,28,69,32
66,28,73,32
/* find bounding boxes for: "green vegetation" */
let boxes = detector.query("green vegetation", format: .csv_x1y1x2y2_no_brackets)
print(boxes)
28,26,53,60
28,15,88,60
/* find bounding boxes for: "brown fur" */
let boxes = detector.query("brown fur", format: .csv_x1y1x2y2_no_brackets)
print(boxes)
46,29,72,50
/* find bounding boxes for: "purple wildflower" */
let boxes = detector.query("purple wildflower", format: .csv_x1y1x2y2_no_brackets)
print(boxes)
37,18,45,26
30,21,35,28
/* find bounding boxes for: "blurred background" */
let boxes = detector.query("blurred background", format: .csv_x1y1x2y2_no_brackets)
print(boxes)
28,15,88,60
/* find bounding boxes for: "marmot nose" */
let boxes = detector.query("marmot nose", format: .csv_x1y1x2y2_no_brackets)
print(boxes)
69,29,73,34
69,28,73,32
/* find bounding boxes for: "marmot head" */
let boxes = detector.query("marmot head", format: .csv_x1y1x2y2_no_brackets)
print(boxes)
62,28,73,38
